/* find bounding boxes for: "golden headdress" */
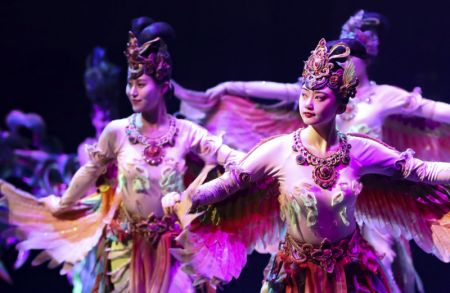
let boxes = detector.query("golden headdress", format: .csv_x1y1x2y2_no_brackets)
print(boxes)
124,31,172,82
302,38,358,101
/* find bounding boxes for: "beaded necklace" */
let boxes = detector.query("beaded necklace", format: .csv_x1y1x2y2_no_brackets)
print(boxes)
292,129,351,189
125,114,178,166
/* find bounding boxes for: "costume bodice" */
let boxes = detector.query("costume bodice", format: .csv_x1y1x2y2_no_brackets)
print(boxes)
235,132,404,245
336,83,422,139
74,115,241,221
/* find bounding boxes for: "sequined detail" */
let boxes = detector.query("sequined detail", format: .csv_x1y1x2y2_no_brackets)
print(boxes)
293,129,351,189
302,39,357,98
299,192,318,227
279,229,373,273
159,164,184,195
339,206,350,226
124,32,172,81
109,213,180,246
125,114,178,166
132,176,150,193
394,148,416,178
331,191,344,206
85,144,114,167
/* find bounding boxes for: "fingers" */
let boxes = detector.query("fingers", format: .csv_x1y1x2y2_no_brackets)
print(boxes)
206,84,226,101
162,192,181,215
39,195,65,215
412,86,422,95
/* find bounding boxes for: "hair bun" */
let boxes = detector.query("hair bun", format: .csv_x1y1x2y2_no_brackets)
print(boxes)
131,17,155,36
139,21,176,44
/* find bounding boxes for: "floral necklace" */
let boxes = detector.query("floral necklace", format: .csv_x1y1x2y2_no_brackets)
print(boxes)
125,114,178,166
292,129,351,189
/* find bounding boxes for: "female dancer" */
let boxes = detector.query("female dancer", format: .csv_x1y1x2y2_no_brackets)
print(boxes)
165,38,450,292
0,17,242,292
174,13,450,291
77,46,120,166
174,10,450,160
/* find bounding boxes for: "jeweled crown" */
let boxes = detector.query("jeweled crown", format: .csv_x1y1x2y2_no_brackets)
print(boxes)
302,38,358,100
124,31,172,82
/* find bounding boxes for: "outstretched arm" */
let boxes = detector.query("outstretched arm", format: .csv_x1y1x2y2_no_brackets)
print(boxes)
414,97,450,123
173,79,301,108
206,81,301,103
358,136,450,185
388,86,450,123
185,120,244,168
189,135,284,208
57,121,120,210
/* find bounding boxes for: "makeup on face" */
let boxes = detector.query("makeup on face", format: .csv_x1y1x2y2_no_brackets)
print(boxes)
299,87,340,125
126,74,164,113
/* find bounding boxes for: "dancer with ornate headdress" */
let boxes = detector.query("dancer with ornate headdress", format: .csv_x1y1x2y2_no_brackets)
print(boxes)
0,16,242,292
164,38,450,293
175,10,450,159
77,46,121,167
173,11,450,291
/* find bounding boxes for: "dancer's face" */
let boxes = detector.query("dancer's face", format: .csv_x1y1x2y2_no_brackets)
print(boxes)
126,74,168,113
299,86,341,126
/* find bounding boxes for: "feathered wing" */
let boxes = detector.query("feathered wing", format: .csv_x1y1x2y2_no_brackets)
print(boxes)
0,198,14,283
383,115,450,161
0,180,121,274
182,95,303,152
355,174,450,262
171,177,284,286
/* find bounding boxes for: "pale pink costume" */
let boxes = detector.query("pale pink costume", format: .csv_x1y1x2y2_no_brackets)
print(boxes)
337,82,450,161
175,131,450,292
0,115,242,292
178,81,450,161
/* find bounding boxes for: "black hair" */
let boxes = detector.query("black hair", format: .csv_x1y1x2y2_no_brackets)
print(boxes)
327,38,368,60
128,17,175,84
130,16,176,46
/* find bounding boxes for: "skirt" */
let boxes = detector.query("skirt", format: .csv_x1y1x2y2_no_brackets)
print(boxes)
264,229,395,293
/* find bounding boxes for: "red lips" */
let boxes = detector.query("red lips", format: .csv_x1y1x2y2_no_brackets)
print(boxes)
303,112,316,118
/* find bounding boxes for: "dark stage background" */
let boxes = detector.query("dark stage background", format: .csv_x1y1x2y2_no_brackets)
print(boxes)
1,0,450,292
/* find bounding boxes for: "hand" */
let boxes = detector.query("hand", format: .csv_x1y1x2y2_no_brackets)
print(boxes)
206,82,229,102
39,195,64,215
412,86,422,95
162,190,195,227
162,191,181,215
39,195,87,216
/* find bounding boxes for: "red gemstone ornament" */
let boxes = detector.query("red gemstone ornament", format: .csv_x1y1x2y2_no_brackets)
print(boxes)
125,114,178,166
293,129,350,189
143,143,164,166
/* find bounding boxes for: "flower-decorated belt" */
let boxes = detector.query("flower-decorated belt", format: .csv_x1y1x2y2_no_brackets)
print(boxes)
108,210,181,246
279,229,378,273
